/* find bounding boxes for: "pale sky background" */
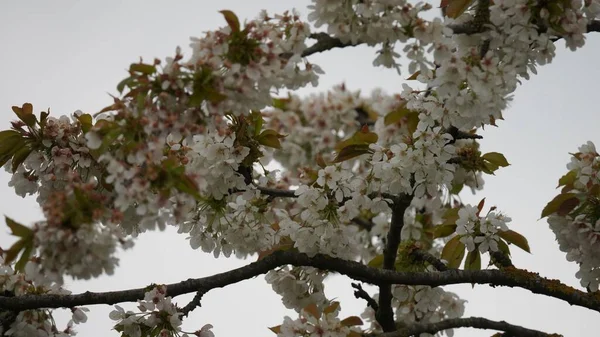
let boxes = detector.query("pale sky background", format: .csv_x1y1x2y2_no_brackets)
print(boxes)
0,1,599,336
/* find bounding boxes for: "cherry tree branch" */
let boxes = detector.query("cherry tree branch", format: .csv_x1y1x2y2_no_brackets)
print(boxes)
378,316,561,337
1,251,600,314
299,19,600,59
377,194,412,332
409,248,449,272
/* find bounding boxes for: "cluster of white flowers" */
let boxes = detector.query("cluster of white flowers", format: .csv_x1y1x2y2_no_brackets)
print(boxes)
548,141,600,291
369,127,456,198
30,220,132,285
265,266,328,311
189,9,322,117
360,285,465,336
276,302,362,337
110,285,214,337
0,258,87,337
455,205,510,253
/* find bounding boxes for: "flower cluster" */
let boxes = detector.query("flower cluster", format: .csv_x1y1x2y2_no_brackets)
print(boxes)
547,141,600,291
360,285,465,336
0,258,86,337
455,204,510,253
266,266,328,311
110,285,214,337
274,302,362,337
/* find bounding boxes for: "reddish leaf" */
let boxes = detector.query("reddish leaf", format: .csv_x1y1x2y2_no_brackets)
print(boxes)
340,316,363,327
541,193,578,218
323,301,340,315
333,144,371,163
476,198,486,216
303,303,320,319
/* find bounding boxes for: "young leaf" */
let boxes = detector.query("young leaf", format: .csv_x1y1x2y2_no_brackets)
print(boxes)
441,236,465,268
476,198,486,216
333,144,371,163
5,216,32,238
14,240,33,272
335,127,378,151
383,105,411,126
442,0,476,18
219,10,241,32
433,224,457,239
340,316,363,327
268,325,281,334
12,103,37,127
323,301,340,315
129,63,156,75
541,193,579,218
557,170,577,188
11,146,32,173
258,129,285,149
482,152,510,167
497,238,511,256
367,254,384,268
497,230,531,253
303,303,320,319
442,208,460,225
464,250,481,270
77,113,94,133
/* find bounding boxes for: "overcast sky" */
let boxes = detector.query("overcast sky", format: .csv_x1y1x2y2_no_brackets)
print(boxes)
0,1,599,336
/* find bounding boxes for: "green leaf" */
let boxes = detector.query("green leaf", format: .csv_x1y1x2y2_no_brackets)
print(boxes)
340,316,363,327
14,240,33,272
433,224,457,239
367,254,384,268
464,250,481,270
332,144,371,163
335,126,378,151
219,10,241,32
77,113,94,133
258,129,285,149
0,131,24,159
11,146,32,173
450,183,463,194
268,325,281,334
129,63,156,75
497,230,531,253
12,103,37,127
383,105,411,126
442,208,460,226
541,193,579,218
558,170,577,188
4,239,26,265
441,236,465,268
272,97,290,110
497,238,511,256
482,152,510,167
250,110,264,137
5,217,32,238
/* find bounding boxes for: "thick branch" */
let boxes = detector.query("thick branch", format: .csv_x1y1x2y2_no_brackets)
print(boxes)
1,251,600,314
377,194,412,332
379,317,560,337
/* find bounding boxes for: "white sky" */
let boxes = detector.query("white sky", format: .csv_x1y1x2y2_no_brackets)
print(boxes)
0,1,599,336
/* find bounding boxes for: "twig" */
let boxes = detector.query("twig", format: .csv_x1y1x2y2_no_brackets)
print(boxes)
180,290,205,318
351,283,378,311
379,316,561,337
